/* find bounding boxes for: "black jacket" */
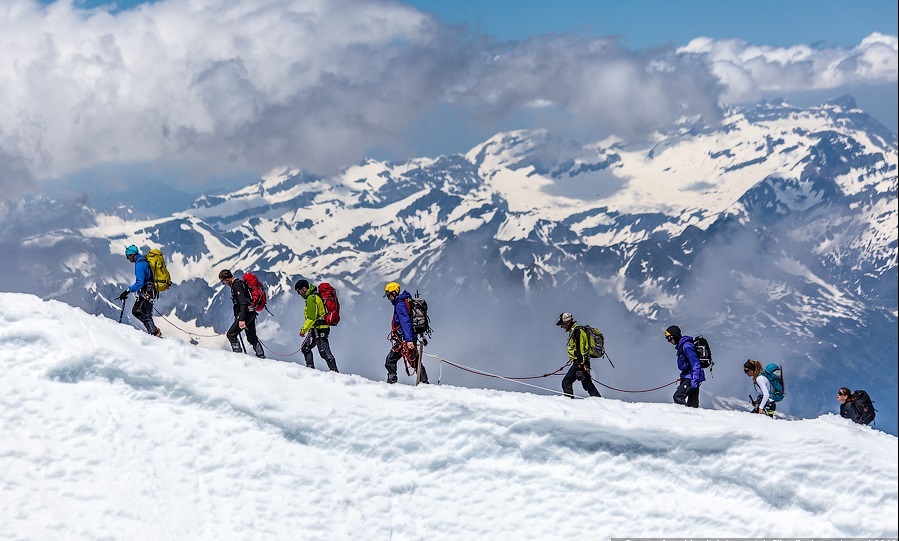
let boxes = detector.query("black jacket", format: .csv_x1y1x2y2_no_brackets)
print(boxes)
840,400,862,424
229,279,253,321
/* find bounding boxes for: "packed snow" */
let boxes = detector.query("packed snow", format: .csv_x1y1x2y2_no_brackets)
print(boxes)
1,292,896,540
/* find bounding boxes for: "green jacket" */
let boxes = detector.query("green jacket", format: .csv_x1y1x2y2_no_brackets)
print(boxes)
300,285,329,334
567,323,590,366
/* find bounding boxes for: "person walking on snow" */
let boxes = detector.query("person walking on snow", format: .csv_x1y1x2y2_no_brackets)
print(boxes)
118,245,161,337
665,325,705,408
743,359,775,417
295,279,339,372
218,269,265,358
383,281,429,384
556,312,601,399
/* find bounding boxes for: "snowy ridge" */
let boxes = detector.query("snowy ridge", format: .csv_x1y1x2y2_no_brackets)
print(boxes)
5,97,898,434
1,292,896,539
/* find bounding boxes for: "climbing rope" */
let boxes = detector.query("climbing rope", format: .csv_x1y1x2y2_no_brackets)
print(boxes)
258,339,303,358
148,308,677,394
423,353,580,398
591,376,679,393
424,352,678,395
152,307,220,338
153,306,307,358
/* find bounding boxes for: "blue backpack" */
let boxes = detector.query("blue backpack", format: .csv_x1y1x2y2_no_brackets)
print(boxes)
762,363,785,402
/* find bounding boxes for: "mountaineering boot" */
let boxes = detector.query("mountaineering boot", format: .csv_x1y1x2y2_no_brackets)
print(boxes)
326,360,339,373
230,341,243,353
253,342,265,359
386,374,397,384
306,362,315,369
152,329,163,338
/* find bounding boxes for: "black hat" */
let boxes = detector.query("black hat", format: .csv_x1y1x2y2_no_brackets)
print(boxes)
294,279,310,292
218,269,233,281
556,312,573,326
664,325,682,341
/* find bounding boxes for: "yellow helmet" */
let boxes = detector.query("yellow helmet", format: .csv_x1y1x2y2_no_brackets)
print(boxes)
383,281,401,297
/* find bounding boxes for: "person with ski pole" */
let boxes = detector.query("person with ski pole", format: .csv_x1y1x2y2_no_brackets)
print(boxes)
117,245,161,337
556,312,601,399
382,281,429,385
218,269,265,358
743,359,775,417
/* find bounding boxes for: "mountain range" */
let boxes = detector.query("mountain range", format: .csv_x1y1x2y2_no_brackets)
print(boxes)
3,95,896,433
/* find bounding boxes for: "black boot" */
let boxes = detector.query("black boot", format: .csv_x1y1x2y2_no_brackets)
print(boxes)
253,342,265,359
230,341,242,353
326,360,339,373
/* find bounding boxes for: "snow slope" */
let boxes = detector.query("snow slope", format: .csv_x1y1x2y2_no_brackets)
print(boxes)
1,292,896,540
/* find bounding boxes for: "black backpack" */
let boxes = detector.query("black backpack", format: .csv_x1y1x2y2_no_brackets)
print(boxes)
851,390,876,425
691,335,714,371
406,291,432,340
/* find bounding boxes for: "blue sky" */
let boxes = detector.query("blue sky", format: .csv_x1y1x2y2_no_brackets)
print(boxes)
11,0,899,202
406,0,899,48
51,0,899,48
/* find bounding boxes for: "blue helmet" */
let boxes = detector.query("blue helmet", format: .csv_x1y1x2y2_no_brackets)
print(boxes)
125,245,139,256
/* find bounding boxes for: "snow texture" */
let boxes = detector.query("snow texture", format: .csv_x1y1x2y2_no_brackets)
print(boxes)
1,292,896,540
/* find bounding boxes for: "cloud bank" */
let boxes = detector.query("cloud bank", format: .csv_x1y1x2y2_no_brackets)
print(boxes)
679,33,898,103
0,0,896,198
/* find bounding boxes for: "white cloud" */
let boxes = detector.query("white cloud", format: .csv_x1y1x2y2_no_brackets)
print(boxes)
679,32,899,103
0,0,895,197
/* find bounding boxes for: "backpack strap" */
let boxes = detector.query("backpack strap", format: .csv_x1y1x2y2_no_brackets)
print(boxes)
312,292,327,325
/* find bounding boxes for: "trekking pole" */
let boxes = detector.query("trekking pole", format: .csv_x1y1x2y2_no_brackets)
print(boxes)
118,298,126,323
239,333,248,354
604,351,615,368
415,340,423,386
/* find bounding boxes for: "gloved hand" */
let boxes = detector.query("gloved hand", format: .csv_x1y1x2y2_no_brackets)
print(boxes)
117,290,129,301
575,366,585,381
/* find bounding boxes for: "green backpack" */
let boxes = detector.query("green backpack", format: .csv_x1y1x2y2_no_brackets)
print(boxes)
146,249,172,293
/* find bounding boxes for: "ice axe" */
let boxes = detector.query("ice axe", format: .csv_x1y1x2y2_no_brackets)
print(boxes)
118,298,126,323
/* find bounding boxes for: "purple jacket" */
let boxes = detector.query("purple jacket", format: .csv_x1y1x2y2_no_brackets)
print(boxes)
676,335,706,388
390,290,415,342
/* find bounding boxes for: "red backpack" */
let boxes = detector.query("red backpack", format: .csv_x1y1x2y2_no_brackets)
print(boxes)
242,272,268,313
317,282,341,326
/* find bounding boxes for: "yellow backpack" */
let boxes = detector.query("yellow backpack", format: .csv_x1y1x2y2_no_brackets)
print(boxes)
145,249,172,293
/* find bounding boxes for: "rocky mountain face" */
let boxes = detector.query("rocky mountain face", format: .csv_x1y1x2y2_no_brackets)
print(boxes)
5,96,896,432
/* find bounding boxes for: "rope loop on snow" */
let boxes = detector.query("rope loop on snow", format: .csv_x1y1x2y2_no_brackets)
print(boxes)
258,339,303,358
423,353,579,398
424,352,679,395
152,307,220,338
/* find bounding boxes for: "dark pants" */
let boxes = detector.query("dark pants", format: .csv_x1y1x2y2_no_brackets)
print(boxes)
302,328,339,372
385,348,428,384
673,379,700,408
754,396,777,417
561,363,601,398
226,312,263,357
132,296,158,335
